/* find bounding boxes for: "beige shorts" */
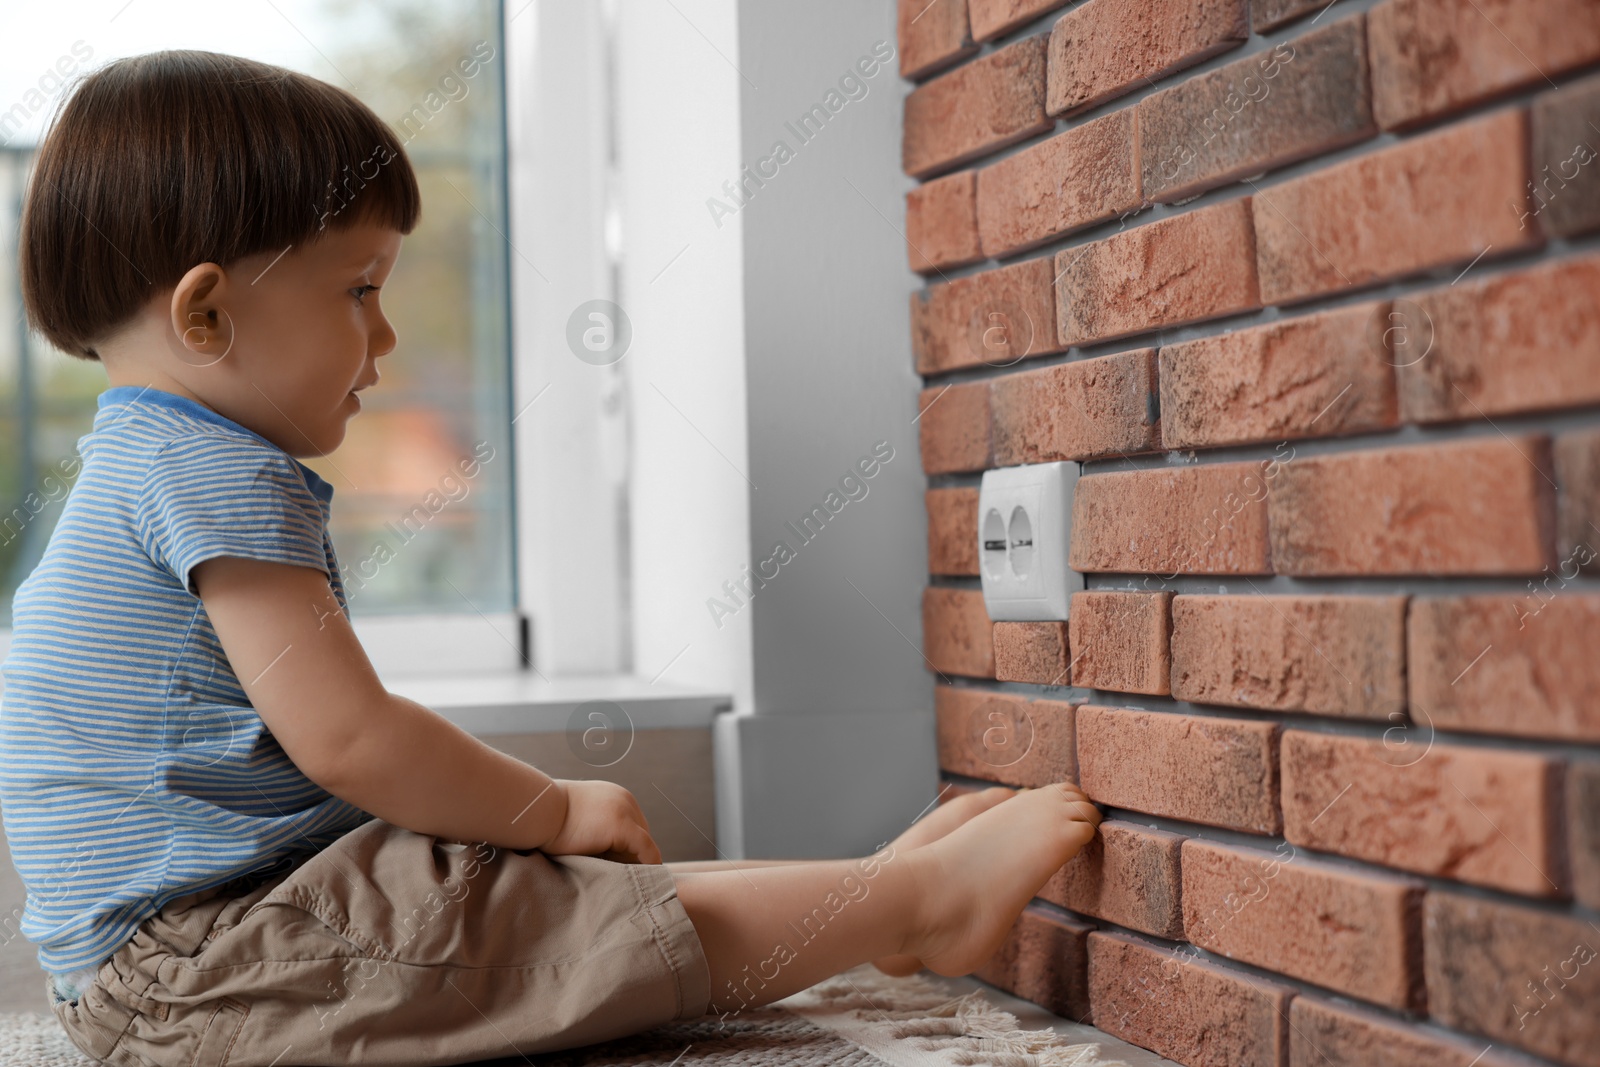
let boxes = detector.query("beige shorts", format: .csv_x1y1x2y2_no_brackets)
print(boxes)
48,817,712,1066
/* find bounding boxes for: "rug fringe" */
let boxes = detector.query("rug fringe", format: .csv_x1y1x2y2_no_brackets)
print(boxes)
790,970,1135,1067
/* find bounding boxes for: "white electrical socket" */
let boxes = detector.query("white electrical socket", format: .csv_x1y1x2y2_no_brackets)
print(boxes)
977,461,1083,621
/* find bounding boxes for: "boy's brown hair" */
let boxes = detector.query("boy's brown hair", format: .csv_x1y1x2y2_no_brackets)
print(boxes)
19,49,422,361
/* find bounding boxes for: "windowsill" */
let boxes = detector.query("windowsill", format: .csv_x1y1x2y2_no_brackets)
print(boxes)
0,648,728,736
381,669,733,736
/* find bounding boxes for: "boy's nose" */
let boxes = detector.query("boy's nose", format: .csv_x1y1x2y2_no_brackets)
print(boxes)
370,316,398,360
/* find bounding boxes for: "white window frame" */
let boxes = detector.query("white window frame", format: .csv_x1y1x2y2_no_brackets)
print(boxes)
498,0,632,682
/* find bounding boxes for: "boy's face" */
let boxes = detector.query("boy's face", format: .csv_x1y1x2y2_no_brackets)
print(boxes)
136,221,404,458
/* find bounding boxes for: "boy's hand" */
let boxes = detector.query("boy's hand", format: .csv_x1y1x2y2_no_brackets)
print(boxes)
539,779,662,865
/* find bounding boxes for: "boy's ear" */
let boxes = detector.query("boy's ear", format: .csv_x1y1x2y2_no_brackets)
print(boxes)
168,262,232,367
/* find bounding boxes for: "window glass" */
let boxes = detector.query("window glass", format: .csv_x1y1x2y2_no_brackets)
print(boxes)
0,0,515,627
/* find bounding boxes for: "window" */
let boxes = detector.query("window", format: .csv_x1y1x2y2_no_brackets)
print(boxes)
0,0,519,674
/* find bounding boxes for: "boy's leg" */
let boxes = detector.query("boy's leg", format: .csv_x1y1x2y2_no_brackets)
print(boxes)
673,855,918,1017
673,782,1099,1016
665,787,1021,979
667,857,806,873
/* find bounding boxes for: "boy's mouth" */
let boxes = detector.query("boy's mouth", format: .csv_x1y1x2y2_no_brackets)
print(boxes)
348,376,378,409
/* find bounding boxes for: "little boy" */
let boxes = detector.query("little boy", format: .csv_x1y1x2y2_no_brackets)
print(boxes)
0,49,1101,1066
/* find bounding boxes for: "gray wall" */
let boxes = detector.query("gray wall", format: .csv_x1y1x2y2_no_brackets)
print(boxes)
719,0,940,858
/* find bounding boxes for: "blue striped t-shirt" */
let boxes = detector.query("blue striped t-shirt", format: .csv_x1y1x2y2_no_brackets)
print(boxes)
0,384,374,978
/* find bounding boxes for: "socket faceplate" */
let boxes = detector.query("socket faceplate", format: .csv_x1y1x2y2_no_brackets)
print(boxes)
977,461,1083,621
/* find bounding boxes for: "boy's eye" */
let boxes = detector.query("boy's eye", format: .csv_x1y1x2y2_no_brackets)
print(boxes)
350,284,380,305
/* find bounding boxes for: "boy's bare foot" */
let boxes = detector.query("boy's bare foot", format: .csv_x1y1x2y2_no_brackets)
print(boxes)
871,786,1017,976
893,786,1018,852
899,782,1101,978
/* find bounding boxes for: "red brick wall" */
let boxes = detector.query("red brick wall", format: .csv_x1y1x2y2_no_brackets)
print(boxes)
903,1,1600,1064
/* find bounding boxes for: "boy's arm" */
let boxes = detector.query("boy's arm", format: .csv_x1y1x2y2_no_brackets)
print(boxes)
191,554,570,852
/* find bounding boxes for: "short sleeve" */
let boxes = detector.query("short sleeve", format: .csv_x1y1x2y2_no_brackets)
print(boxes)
136,434,332,596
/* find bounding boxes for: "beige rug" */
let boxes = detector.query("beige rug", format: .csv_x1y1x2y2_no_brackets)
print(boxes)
2,965,1135,1066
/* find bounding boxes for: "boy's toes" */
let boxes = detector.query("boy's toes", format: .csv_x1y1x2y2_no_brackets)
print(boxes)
1065,797,1102,825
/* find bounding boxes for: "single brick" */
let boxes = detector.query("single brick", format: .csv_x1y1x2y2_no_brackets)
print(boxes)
1159,301,1398,449
898,0,978,81
1571,759,1600,910
1267,436,1558,576
970,0,1074,40
1088,930,1293,1067
993,621,1071,685
936,686,1012,777
1077,706,1280,833
1531,73,1600,237
1397,254,1600,423
973,904,1093,1021
1056,197,1260,346
1252,0,1325,30
1557,429,1600,575
976,108,1141,258
910,257,1060,374
991,349,1162,465
1282,731,1565,897
1141,18,1375,202
1253,109,1536,306
918,382,992,474
933,684,1077,784
1290,996,1547,1067
1045,0,1249,117
927,488,980,576
1040,819,1185,938
1068,591,1172,695
1369,0,1600,130
1069,462,1274,575
923,587,996,678
1425,891,1600,1065
903,35,1051,178
1409,594,1600,741
1169,594,1406,718
906,170,984,274
1183,839,1425,1009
